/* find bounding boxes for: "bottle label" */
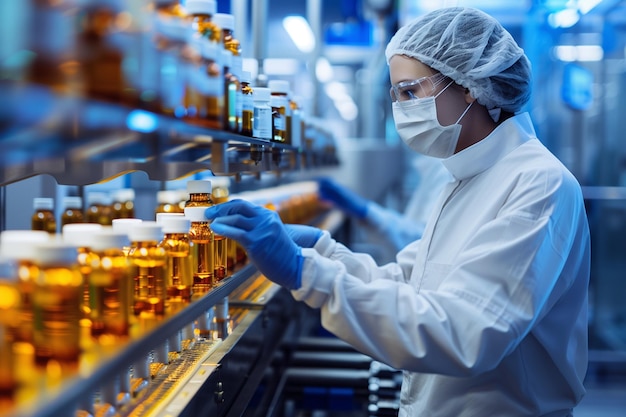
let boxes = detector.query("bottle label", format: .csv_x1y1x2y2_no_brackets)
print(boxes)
273,113,285,131
253,106,272,140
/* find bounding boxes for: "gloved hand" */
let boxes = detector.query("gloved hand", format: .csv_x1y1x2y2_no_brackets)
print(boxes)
317,177,369,219
204,199,303,290
284,224,323,248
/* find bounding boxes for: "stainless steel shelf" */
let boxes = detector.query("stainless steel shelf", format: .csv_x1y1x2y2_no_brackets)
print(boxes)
0,82,339,186
8,264,260,417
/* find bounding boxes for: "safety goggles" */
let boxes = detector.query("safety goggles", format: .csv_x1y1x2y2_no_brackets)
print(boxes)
390,73,449,102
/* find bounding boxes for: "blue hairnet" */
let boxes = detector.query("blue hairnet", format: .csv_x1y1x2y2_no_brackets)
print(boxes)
385,7,531,114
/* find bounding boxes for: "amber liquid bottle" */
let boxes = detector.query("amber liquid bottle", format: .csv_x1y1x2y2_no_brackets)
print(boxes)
31,242,83,367
159,216,193,312
0,231,50,347
61,196,85,227
31,197,57,234
87,229,132,338
184,180,215,294
127,222,168,318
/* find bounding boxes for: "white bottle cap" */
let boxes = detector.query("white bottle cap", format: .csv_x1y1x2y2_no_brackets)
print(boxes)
187,180,212,194
62,223,103,248
128,221,163,242
185,0,216,15
33,197,53,211
33,241,78,266
63,196,82,209
184,206,209,222
89,229,130,251
161,216,191,234
253,87,271,102
112,218,143,232
268,79,290,94
0,230,50,260
213,13,234,31
157,190,183,205
156,212,184,223
112,188,135,202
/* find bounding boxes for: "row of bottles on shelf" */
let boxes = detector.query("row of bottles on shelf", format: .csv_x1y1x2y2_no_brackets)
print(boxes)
0,179,322,416
4,0,320,150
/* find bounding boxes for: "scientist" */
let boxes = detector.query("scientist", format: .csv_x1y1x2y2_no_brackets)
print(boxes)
205,7,590,417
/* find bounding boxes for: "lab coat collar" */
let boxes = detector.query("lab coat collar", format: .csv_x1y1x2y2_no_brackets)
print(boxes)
442,112,536,181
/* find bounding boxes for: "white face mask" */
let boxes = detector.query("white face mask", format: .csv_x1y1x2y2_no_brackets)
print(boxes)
392,83,473,159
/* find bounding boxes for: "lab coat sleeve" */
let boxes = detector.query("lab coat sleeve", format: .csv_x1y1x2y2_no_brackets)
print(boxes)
310,230,414,284
292,167,589,377
364,202,425,251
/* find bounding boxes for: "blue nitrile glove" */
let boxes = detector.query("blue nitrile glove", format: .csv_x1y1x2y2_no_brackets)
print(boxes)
317,177,369,219
204,199,304,290
284,224,323,248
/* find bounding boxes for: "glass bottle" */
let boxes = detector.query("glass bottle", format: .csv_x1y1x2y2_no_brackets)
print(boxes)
0,268,20,400
183,206,213,340
290,95,303,149
220,49,239,132
211,177,234,272
31,197,57,234
31,241,83,367
253,87,272,141
76,0,127,104
127,222,168,318
240,70,254,137
155,190,185,215
61,196,84,227
214,12,242,133
26,0,82,97
87,229,132,338
268,79,291,143
184,0,221,123
184,180,214,294
153,0,188,118
270,95,286,167
85,192,113,226
62,223,103,320
186,0,220,43
159,216,193,312
111,188,135,219
0,230,50,346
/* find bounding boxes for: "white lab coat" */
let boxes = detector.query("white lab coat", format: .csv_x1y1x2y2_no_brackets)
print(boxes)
293,113,590,417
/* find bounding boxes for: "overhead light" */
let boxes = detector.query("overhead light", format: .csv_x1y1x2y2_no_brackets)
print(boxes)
548,9,580,28
578,0,602,14
554,45,604,62
283,15,316,54
315,57,334,83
